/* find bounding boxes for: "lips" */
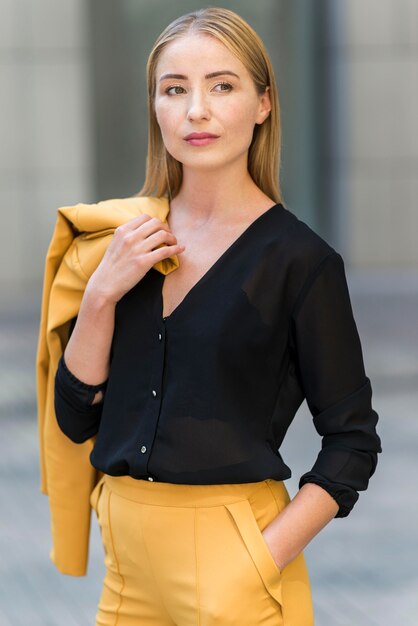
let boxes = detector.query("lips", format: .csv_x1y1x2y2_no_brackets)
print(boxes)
184,132,219,140
183,132,220,146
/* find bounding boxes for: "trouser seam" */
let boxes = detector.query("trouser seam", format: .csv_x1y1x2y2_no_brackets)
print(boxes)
264,480,281,516
107,491,125,626
137,504,175,624
194,507,201,626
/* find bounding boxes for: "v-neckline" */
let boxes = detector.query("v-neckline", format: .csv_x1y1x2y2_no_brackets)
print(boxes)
160,203,281,322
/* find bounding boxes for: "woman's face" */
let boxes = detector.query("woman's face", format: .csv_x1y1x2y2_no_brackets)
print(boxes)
154,34,271,174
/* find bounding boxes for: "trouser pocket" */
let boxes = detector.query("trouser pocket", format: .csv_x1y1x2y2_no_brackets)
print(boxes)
90,474,106,519
225,498,283,607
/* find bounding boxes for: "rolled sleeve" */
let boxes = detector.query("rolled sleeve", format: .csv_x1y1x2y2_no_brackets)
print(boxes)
54,353,108,444
290,252,382,517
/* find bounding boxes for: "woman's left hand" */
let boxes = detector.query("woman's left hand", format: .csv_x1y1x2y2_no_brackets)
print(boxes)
260,483,340,572
261,528,285,572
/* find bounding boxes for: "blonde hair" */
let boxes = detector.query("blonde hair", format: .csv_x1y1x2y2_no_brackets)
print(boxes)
138,7,284,205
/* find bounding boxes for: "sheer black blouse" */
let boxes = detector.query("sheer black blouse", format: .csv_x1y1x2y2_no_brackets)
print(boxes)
54,202,381,517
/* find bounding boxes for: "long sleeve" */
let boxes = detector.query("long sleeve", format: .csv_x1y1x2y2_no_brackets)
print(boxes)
54,319,108,443
290,251,382,517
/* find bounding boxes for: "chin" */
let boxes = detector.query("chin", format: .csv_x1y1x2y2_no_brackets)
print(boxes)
178,149,246,171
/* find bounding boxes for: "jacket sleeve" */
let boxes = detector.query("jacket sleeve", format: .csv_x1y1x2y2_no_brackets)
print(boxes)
290,251,382,518
54,318,108,444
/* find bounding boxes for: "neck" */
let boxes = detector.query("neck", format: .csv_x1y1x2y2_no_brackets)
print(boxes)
170,159,269,225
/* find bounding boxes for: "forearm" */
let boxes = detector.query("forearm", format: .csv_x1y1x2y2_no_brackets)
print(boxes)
63,283,116,391
262,482,339,571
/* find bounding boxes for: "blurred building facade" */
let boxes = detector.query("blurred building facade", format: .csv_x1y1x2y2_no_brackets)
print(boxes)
344,0,418,268
1,0,94,305
1,0,417,307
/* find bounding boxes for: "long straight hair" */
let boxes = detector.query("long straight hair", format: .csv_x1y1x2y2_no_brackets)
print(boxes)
137,7,284,205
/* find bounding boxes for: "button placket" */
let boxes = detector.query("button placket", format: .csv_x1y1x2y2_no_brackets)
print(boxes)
134,321,167,481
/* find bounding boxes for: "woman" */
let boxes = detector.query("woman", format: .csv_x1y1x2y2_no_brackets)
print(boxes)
54,7,381,625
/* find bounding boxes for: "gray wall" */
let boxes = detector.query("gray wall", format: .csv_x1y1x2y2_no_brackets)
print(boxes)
1,0,416,307
0,0,94,304
344,0,418,268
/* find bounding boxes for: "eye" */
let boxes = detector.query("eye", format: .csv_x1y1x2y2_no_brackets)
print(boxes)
165,85,186,96
213,82,233,93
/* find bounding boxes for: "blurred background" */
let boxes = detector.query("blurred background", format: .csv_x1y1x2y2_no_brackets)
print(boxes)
0,1,417,624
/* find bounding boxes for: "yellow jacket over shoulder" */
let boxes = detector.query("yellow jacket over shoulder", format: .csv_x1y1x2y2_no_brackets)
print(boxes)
36,196,178,576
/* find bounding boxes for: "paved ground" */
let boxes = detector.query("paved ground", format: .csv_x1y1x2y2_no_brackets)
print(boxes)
1,271,417,625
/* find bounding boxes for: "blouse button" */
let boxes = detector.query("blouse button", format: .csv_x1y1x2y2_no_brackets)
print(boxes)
140,445,147,454
158,333,162,341
152,389,157,397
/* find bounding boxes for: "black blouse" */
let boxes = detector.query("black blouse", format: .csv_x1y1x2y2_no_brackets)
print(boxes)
54,202,381,517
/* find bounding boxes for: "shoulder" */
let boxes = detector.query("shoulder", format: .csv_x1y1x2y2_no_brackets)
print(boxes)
264,203,345,305
270,203,340,267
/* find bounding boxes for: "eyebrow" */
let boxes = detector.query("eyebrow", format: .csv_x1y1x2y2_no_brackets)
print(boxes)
159,70,240,82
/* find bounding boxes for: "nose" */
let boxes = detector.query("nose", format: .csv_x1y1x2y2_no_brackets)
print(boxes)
186,89,211,122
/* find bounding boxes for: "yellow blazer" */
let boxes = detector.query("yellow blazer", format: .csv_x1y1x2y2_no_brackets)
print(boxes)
36,195,178,576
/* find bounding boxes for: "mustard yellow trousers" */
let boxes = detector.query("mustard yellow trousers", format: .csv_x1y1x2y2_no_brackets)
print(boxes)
90,474,314,626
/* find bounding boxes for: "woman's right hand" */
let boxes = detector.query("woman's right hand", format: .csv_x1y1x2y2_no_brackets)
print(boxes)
86,213,185,304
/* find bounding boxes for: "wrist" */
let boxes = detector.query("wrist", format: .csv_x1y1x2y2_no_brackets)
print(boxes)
84,278,118,308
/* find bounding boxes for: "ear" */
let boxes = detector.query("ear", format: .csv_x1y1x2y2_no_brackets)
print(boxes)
255,86,271,125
